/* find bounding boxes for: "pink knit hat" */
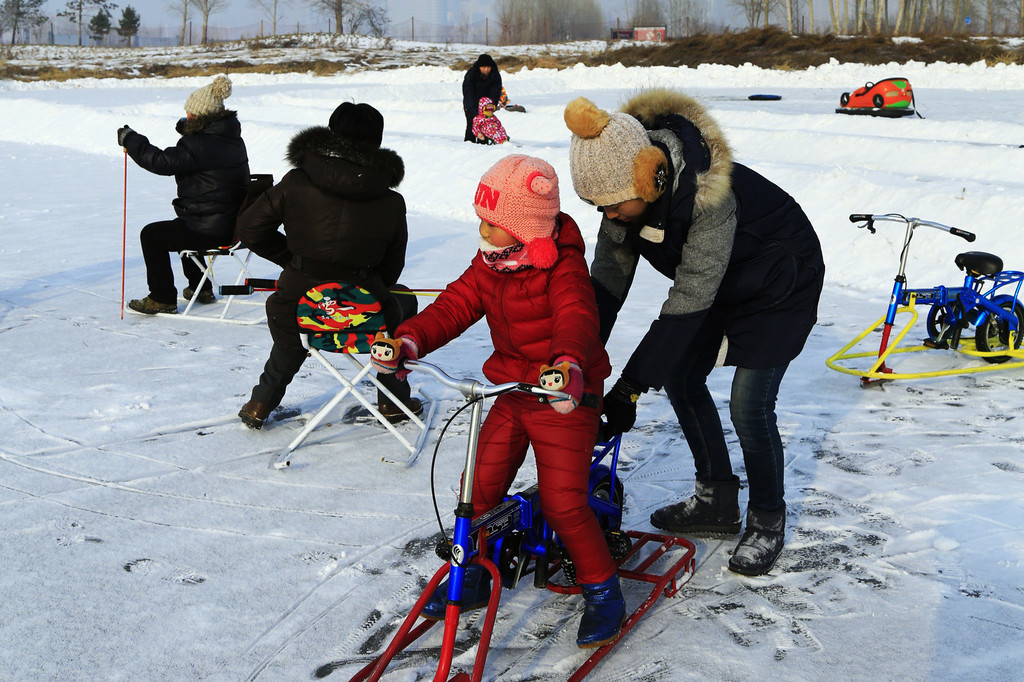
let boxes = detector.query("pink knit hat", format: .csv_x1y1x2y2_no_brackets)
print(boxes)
473,154,560,269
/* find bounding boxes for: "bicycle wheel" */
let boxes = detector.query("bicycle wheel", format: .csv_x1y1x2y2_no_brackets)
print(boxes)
974,300,1024,363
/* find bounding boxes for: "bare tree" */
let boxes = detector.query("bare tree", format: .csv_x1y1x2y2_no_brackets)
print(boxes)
310,0,344,33
663,0,706,35
192,0,227,43
349,1,386,35
2,0,48,45
496,0,604,44
168,0,188,45
731,0,767,26
251,0,285,34
628,0,666,25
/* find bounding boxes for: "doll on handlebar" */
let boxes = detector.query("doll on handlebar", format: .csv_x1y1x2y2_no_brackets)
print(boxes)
371,154,623,649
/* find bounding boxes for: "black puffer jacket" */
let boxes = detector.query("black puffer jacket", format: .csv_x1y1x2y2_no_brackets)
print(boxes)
462,54,502,120
237,126,408,327
123,111,250,238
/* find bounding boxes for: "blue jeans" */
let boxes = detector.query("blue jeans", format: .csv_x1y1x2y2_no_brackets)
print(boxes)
662,325,788,512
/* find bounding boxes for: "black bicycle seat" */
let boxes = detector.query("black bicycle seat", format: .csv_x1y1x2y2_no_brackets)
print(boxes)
955,251,1003,276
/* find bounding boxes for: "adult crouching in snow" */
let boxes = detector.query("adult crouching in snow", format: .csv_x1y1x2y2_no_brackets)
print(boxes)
564,90,825,576
118,75,250,314
235,102,420,430
462,53,502,143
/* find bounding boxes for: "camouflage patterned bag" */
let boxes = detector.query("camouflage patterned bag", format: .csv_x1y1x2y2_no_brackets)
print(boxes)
297,282,386,353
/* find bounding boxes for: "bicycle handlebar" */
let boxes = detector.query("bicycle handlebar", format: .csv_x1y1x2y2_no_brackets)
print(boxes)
403,360,570,402
848,213,976,242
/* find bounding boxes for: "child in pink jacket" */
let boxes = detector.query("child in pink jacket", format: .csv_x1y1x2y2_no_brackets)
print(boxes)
471,97,509,145
372,154,624,648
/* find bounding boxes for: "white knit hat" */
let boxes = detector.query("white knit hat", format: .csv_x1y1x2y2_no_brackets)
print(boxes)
564,97,668,207
185,75,232,117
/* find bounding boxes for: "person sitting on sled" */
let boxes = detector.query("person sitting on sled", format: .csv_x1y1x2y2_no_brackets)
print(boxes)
371,154,625,649
117,75,250,314
235,102,420,430
471,97,509,146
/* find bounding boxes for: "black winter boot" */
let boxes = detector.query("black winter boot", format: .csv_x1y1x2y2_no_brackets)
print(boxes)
421,563,491,621
649,476,741,534
576,573,626,648
728,504,786,576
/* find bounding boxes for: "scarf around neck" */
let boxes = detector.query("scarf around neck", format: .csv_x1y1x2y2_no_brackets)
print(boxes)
479,237,533,272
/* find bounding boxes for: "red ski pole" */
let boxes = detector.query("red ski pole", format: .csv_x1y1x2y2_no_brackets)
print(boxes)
121,148,128,319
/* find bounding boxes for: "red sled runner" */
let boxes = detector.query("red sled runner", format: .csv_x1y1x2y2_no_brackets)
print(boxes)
345,360,697,682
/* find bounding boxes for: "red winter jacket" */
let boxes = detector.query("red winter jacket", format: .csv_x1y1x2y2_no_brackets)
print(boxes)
397,213,611,393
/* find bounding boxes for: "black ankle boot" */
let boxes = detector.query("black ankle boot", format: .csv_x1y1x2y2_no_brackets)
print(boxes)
650,476,741,534
728,504,786,576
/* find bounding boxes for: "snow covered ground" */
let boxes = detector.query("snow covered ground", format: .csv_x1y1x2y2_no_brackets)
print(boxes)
2,49,1024,681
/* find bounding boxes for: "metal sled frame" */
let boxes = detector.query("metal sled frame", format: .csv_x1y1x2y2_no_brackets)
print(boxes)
348,532,695,682
177,243,267,325
273,339,436,469
826,293,1024,383
347,361,696,682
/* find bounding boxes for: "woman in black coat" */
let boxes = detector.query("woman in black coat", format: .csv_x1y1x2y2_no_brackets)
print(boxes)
118,75,250,314
565,89,825,577
235,102,419,429
462,54,502,143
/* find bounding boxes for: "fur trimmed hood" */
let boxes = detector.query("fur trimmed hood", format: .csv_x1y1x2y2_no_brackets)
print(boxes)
176,109,240,137
286,125,404,199
620,89,733,211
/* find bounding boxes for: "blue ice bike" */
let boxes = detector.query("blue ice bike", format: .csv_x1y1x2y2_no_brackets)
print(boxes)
349,360,696,682
827,213,1024,383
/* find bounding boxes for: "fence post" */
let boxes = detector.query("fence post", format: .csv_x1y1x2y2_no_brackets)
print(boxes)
412,17,415,41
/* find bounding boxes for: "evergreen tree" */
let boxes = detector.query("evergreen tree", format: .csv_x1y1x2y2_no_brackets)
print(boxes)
116,4,139,46
87,6,112,44
58,0,117,46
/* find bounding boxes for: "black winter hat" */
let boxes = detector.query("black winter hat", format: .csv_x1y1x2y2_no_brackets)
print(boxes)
475,53,498,70
328,102,384,148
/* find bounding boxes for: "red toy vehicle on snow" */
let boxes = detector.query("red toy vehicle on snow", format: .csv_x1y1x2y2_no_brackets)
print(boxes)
836,77,917,117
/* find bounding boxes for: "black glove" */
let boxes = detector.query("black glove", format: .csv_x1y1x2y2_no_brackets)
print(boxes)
601,375,645,438
117,125,134,147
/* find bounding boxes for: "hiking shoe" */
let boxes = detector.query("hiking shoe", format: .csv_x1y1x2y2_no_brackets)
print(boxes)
728,504,786,576
378,397,423,424
650,477,742,534
183,286,216,304
238,399,271,429
128,296,177,315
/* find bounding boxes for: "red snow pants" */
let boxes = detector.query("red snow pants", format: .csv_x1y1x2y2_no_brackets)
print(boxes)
472,392,616,585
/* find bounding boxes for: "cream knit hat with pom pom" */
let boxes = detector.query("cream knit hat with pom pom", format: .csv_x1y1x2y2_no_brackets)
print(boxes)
185,75,232,117
564,96,668,207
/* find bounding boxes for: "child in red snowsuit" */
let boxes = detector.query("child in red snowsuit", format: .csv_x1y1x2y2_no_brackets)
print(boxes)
471,96,509,145
372,154,624,648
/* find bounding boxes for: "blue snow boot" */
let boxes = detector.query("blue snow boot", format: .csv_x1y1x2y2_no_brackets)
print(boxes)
421,563,491,621
576,574,626,648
